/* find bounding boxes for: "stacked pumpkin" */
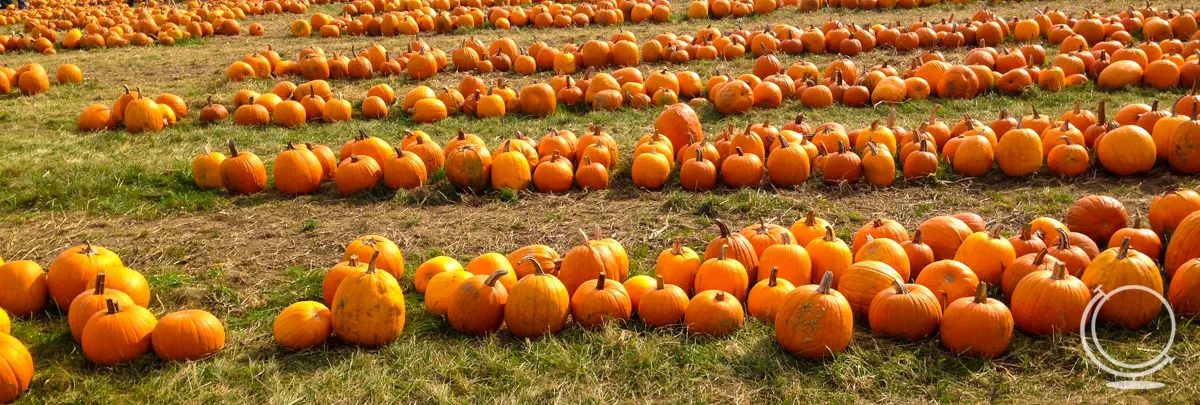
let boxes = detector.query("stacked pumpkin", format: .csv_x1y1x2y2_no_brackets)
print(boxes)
77,86,187,133
277,235,408,349
1,62,82,97
0,0,295,53
290,0,668,38
0,241,226,389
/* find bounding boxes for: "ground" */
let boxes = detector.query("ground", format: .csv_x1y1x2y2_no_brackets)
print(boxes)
0,0,1197,403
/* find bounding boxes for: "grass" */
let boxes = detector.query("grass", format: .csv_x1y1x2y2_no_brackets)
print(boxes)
1,0,1200,403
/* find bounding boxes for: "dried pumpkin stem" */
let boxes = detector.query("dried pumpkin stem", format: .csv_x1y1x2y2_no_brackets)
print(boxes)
768,266,779,287
519,255,545,276
485,269,508,287
1116,237,1132,259
816,271,834,294
93,272,106,294
974,282,988,304
655,275,665,290
891,279,907,294
595,272,607,289
106,298,120,315
365,251,381,274
1052,262,1068,280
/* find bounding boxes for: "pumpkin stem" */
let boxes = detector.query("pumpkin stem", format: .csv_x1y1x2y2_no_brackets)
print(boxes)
805,210,818,227
1116,237,1132,259
92,272,106,295
940,291,950,310
1058,136,1074,146
768,266,779,287
363,251,382,274
227,139,239,157
693,147,704,162
823,226,836,242
816,271,834,294
1051,262,1068,280
104,297,121,315
988,225,1004,239
781,232,793,246
1055,228,1071,249
519,255,545,276
715,291,726,301
930,104,941,124
485,269,509,287
595,272,607,289
891,279,908,294
655,275,665,290
671,240,684,256
911,229,924,245
974,282,988,304
1097,101,1106,123
718,244,728,260
348,255,359,267
715,219,732,237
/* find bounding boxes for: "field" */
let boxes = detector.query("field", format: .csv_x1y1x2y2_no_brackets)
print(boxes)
1,0,1199,402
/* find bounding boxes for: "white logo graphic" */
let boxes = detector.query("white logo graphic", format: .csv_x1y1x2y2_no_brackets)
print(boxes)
1079,284,1175,390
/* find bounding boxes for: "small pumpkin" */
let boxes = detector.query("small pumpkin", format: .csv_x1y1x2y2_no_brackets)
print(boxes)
940,283,1013,358
638,276,689,328
570,272,632,329
81,299,158,365
152,310,225,361
274,301,332,350
868,281,942,341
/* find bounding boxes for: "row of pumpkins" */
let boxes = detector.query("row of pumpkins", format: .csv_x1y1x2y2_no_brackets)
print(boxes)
0,243,228,403
271,198,1200,363
688,0,972,19
291,0,671,38
0,62,82,96
190,124,618,195
0,0,298,53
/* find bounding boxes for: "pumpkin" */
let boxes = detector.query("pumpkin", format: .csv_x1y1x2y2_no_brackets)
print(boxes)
81,265,148,307
1149,189,1200,236
48,241,123,310
1168,104,1200,174
639,276,689,328
916,216,973,261
1108,219,1162,260
654,104,704,155
915,259,981,307
868,281,942,341
219,140,267,195
623,275,657,311
822,141,862,184
631,149,670,190
711,79,754,115
575,156,610,190
900,230,936,281
655,240,701,295
1047,228,1093,277
233,98,269,126
124,96,164,132
1081,238,1164,329
747,267,796,323
67,272,135,343
0,333,33,403
445,145,492,193
342,235,405,287
272,142,322,195
1168,259,1200,316
78,104,113,131
570,272,632,328
151,310,225,361
331,252,406,346
57,64,83,84
775,271,853,359
336,155,382,196
953,226,1015,286
413,257,463,296
679,148,717,191
1098,60,1144,89
1046,137,1090,176
321,255,367,307
720,147,763,188
446,269,509,335
995,122,1043,177
836,260,902,318
16,64,49,95
81,299,157,365
1009,225,1047,258
939,283,1012,358
520,83,556,116
766,137,810,188
694,244,750,302
1065,195,1129,246
0,260,46,316
274,301,331,350
1096,125,1156,176
999,248,1062,299
704,220,760,282
685,290,744,337
1011,262,1092,336
557,229,621,296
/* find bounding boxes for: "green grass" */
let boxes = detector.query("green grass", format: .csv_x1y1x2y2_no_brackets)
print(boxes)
2,0,1200,403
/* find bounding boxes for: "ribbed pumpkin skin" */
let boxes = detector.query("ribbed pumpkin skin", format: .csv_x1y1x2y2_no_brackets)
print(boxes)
1011,265,1091,336
1149,189,1200,236
0,333,33,404
806,227,853,287
1080,242,1163,330
917,216,973,260
464,253,518,291
868,282,942,341
86,266,150,307
507,245,559,280
152,310,226,361
915,260,981,307
940,285,1013,359
953,228,1016,285
854,237,911,282
638,277,689,328
558,231,620,296
504,260,569,339
789,211,831,246
448,272,509,335
901,231,936,281
775,272,853,359
1001,250,1061,299
414,257,461,295
685,290,745,337
703,220,760,281
851,218,909,255
757,234,812,286
1168,259,1200,316
694,247,750,302
274,301,332,350
836,261,903,318
331,260,406,346
81,301,158,365
48,242,124,309
1165,212,1200,276
1065,195,1129,247
570,275,632,329
655,241,701,295
0,260,48,316
746,271,795,323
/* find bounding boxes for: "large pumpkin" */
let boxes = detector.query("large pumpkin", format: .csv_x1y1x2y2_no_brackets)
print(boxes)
837,261,903,318
1080,238,1163,329
653,103,704,156
557,229,621,296
868,281,942,341
638,276,689,328
504,258,569,339
342,235,405,281
1065,195,1128,246
685,290,744,337
655,240,701,295
1011,263,1091,336
67,272,135,343
570,272,632,329
81,299,158,365
917,216,973,260
704,220,760,282
330,253,406,346
939,283,1013,358
445,145,492,193
48,241,124,309
953,226,1015,285
448,270,509,335
775,271,853,359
